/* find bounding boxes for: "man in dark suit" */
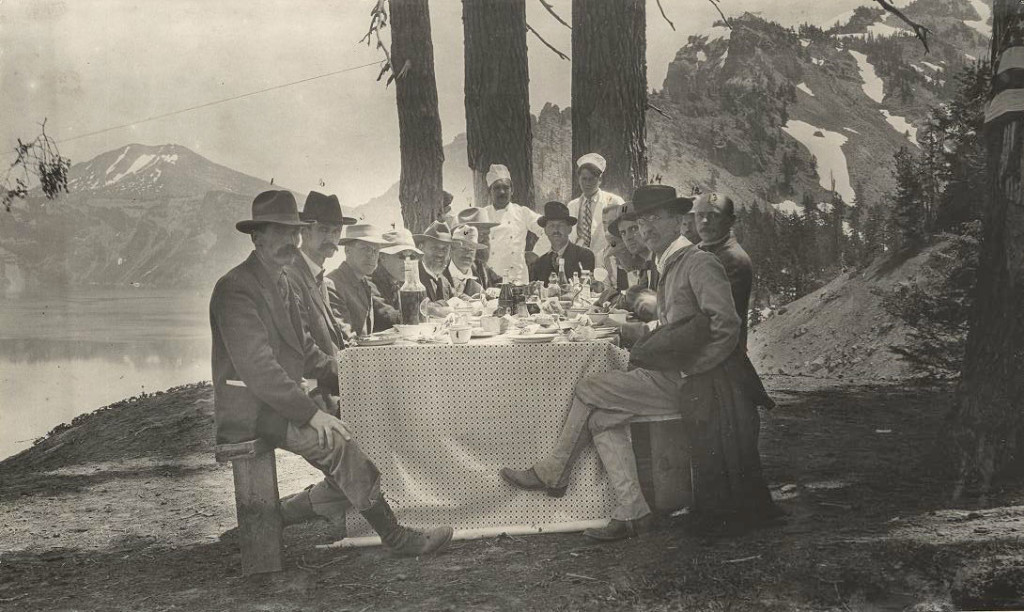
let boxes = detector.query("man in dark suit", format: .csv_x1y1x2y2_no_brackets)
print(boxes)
210,191,451,556
327,224,392,336
529,201,596,284
413,221,456,302
693,192,753,348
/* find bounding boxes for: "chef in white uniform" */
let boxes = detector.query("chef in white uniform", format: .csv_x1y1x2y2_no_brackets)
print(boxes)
480,164,549,284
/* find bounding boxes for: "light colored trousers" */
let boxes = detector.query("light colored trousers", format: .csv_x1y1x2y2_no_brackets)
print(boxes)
279,422,381,518
533,367,682,521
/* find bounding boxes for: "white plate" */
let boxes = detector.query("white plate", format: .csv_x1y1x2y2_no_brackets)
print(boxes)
508,334,557,344
356,335,398,347
470,329,499,338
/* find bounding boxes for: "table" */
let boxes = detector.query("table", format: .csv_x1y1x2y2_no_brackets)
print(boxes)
335,338,629,545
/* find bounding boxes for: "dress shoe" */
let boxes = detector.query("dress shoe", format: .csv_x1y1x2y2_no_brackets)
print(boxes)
499,467,567,498
583,514,654,541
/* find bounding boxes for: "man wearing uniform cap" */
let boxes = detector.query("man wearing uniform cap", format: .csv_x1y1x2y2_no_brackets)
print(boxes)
445,224,486,297
209,190,451,556
481,164,549,284
327,224,389,337
566,153,625,261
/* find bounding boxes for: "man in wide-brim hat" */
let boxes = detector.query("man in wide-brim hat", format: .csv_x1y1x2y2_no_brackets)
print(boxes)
210,190,452,556
370,227,424,314
327,224,390,337
445,224,486,297
413,221,456,302
502,183,771,541
456,207,502,290
529,200,595,283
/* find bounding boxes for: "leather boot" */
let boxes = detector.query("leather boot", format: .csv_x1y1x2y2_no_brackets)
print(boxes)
583,514,654,541
279,488,348,539
280,488,318,526
361,498,452,557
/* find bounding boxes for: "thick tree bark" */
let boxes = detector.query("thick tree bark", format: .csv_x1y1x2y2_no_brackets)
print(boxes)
390,0,445,233
951,0,1024,501
463,0,535,209
571,0,648,199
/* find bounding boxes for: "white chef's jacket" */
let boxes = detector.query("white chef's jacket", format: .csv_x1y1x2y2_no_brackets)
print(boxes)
566,189,625,261
483,202,549,284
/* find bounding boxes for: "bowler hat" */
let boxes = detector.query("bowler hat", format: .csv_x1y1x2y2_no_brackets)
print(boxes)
301,191,357,226
456,207,500,229
338,224,388,246
413,221,453,244
236,190,309,234
537,201,577,228
630,185,693,216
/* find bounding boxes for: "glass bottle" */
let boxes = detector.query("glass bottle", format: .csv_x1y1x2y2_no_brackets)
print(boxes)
557,258,570,293
580,270,592,301
398,257,427,324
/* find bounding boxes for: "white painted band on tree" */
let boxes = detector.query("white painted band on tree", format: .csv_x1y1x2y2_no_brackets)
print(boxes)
985,89,1024,124
996,47,1024,75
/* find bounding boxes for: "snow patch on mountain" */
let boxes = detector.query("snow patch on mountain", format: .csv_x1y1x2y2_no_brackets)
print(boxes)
880,110,919,146
107,154,156,185
105,147,130,178
843,127,859,134
772,200,802,215
782,120,854,204
797,82,815,97
921,61,943,72
964,0,991,36
849,50,884,104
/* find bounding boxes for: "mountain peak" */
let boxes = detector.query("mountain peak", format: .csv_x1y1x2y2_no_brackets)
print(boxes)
65,143,275,200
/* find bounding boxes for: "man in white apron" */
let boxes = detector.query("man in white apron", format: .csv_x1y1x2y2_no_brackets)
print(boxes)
481,164,549,284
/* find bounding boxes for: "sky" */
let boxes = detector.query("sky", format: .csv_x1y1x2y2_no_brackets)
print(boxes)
0,0,899,206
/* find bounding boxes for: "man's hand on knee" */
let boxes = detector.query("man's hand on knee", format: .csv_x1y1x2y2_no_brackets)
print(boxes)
307,410,353,449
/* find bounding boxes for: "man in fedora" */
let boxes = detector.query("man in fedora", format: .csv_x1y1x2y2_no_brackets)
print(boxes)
210,190,451,555
567,153,625,259
445,225,486,298
529,201,596,284
413,221,456,303
371,227,424,313
456,207,502,290
327,224,390,337
481,164,549,284
501,184,742,542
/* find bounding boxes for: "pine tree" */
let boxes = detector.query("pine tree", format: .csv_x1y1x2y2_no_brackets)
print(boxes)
891,147,926,247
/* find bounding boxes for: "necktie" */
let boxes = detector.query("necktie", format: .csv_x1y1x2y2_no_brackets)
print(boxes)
278,270,291,303
577,197,593,248
316,270,329,302
362,279,373,334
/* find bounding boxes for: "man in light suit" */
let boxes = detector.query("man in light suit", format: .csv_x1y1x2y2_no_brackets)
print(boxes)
529,201,596,284
210,190,450,555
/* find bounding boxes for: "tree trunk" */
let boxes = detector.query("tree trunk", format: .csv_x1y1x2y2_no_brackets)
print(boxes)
390,0,445,233
951,0,1024,502
463,0,534,209
571,0,647,199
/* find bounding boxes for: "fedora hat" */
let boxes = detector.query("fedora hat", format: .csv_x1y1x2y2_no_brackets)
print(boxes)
301,191,357,226
630,184,694,216
456,207,500,229
379,228,424,256
236,190,309,234
451,224,485,250
413,221,453,244
338,224,388,246
537,200,577,228
603,203,626,238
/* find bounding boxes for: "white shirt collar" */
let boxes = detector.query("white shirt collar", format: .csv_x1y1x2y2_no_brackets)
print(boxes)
447,261,475,281
300,250,323,278
655,236,692,275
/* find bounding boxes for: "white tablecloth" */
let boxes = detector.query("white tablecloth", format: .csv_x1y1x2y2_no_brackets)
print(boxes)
338,339,629,540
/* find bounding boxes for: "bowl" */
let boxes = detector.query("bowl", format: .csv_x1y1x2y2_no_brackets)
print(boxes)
609,312,629,325
393,324,422,340
588,312,609,325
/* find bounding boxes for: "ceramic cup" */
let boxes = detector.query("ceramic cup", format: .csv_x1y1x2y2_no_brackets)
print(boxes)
480,317,503,334
449,326,472,344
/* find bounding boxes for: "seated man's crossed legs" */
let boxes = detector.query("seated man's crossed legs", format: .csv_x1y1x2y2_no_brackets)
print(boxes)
501,367,681,541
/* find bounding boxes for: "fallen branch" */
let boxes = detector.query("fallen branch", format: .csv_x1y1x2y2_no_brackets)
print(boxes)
565,572,603,582
722,554,762,564
538,0,570,29
648,102,670,119
527,22,570,61
873,0,930,52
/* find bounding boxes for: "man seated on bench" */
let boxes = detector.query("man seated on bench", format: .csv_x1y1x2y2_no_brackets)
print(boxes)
500,184,741,542
210,190,452,556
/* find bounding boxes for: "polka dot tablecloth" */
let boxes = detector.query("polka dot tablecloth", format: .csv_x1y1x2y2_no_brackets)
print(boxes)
338,340,630,538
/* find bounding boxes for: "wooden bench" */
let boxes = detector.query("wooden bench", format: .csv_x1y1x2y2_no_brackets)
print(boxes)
215,439,283,575
632,414,693,513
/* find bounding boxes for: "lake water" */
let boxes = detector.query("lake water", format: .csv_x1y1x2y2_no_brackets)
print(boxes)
0,288,211,460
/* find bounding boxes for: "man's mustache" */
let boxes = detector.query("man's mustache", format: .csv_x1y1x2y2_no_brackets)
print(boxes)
319,241,338,252
275,244,300,258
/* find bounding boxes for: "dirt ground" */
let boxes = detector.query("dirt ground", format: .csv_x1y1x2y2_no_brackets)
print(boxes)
2,377,1024,611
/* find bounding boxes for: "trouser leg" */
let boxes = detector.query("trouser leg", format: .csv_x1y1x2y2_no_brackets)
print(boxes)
280,423,381,513
533,394,595,488
590,411,652,521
